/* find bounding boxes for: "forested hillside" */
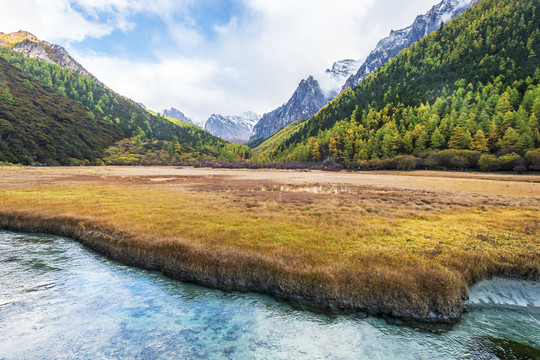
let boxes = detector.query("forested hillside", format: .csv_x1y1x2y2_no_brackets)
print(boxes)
256,0,540,171
0,45,250,164
0,58,123,164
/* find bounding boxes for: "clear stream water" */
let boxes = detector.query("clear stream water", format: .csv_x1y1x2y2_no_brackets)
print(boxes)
0,231,538,360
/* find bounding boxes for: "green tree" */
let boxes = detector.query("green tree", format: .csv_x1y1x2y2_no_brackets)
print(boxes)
22,79,33,89
430,128,445,149
529,113,540,144
307,137,320,161
497,128,520,148
414,128,429,152
500,111,515,133
448,126,471,149
470,129,489,152
329,137,339,160
496,92,513,114
0,88,14,105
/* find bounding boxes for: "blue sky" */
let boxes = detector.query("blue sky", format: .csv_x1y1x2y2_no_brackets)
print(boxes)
0,0,440,122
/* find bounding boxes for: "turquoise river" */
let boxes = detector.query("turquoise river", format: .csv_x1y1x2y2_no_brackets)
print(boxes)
0,231,538,359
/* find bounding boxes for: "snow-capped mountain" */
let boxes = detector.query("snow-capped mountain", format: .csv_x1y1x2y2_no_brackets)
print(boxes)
249,61,362,142
163,107,203,127
249,76,328,142
343,0,477,89
249,0,476,143
322,59,363,97
205,111,261,143
0,31,104,86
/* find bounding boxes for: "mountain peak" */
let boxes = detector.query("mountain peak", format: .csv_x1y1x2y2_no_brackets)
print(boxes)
343,0,475,90
205,112,261,143
249,76,327,141
163,107,208,127
0,31,40,46
0,30,103,87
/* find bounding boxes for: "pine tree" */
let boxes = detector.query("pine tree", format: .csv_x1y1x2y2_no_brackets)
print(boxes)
448,126,471,149
430,128,445,149
497,128,520,148
470,129,489,152
381,132,394,158
517,131,534,149
496,92,513,114
415,129,429,152
501,111,515,133
0,88,14,105
529,113,540,144
329,137,339,160
307,137,320,161
486,121,499,150
402,132,414,154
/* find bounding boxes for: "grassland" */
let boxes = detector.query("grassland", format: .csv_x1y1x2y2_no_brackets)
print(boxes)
0,166,538,323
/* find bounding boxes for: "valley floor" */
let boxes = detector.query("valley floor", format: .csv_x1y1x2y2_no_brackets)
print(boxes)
0,166,538,323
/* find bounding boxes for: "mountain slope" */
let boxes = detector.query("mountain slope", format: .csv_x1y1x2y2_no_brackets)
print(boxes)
343,0,477,89
256,0,539,165
249,0,473,143
0,58,122,164
0,31,104,86
250,76,327,141
0,34,250,163
205,112,261,143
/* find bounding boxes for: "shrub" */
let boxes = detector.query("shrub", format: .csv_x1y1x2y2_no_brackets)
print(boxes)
395,155,417,170
525,149,540,170
498,153,521,171
478,154,500,171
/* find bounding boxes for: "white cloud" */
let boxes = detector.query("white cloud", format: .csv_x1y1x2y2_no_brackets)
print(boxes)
1,0,442,122
0,0,113,42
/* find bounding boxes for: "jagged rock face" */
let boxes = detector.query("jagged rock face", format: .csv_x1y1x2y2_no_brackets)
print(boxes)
205,111,261,143
321,58,363,99
343,0,476,89
0,31,103,86
163,107,199,125
250,76,327,141
326,59,363,82
249,0,477,144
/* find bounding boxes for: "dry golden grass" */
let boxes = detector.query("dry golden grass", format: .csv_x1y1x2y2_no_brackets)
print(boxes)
0,166,538,322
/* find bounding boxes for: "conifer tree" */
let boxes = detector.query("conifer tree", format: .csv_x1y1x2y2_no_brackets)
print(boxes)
448,126,470,149
471,129,489,152
430,128,445,149
497,128,520,149
0,87,14,105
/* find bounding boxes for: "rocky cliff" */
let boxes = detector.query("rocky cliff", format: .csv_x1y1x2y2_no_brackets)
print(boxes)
163,107,204,127
343,0,477,89
205,111,261,143
0,31,103,86
249,76,327,141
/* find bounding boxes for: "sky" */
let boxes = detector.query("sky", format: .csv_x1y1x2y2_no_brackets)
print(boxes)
0,0,440,122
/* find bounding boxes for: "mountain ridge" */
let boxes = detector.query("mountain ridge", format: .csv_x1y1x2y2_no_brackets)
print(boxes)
249,76,327,142
205,111,261,143
0,31,104,87
248,0,474,143
343,0,477,89
254,0,539,168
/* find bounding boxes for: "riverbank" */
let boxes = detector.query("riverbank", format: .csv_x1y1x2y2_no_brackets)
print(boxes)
0,167,538,324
